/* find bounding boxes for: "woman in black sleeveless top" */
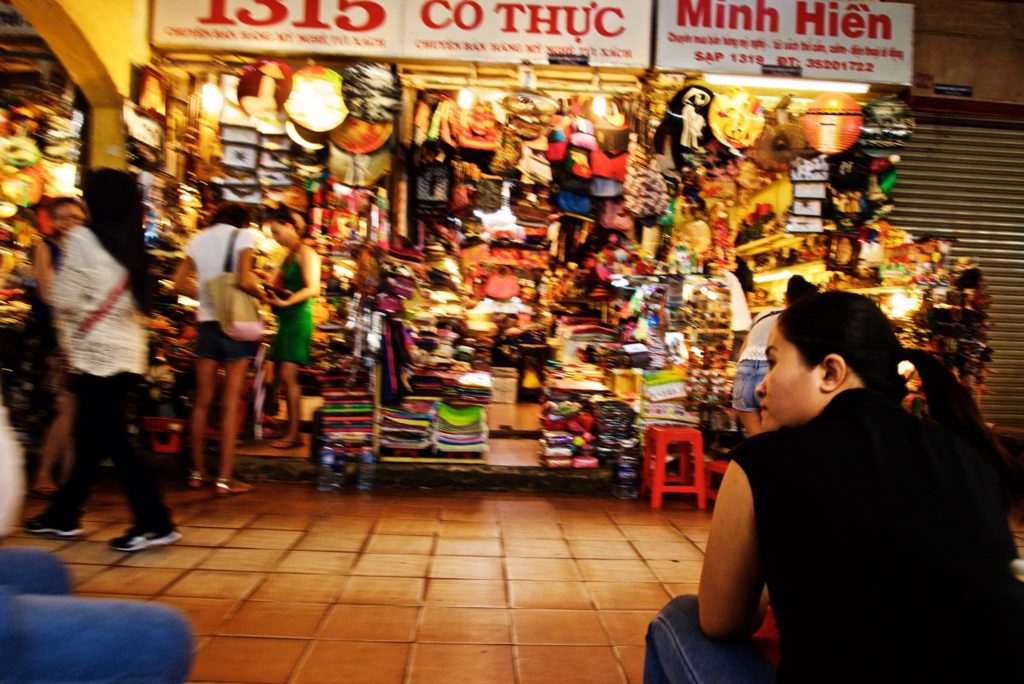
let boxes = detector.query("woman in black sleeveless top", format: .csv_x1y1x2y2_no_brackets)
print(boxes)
646,292,1024,683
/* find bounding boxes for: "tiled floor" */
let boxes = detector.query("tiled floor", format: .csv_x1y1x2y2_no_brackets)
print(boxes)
7,480,719,683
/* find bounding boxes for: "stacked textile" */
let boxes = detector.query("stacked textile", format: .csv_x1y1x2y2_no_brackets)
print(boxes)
379,398,437,450
320,380,374,445
434,403,488,453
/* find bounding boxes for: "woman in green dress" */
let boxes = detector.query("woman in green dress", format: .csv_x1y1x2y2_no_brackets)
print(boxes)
262,207,322,448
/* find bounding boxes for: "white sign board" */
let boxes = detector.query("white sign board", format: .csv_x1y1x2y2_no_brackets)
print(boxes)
151,0,402,56
405,0,651,67
656,0,914,84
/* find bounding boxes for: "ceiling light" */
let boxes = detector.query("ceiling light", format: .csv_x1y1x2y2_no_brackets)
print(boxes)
704,74,870,94
201,73,224,116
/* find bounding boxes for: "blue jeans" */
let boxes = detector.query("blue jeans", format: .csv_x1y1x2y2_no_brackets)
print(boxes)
0,548,193,683
645,595,776,684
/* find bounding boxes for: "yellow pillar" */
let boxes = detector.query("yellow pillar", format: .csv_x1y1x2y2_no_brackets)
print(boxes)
12,0,152,170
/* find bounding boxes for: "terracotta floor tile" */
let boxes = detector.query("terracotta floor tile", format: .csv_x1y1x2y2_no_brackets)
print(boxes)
153,596,238,635
199,548,285,572
500,522,564,539
417,607,511,644
307,516,377,534
77,566,182,596
78,506,131,523
508,580,593,610
512,609,609,645
65,563,105,586
118,545,212,569
181,510,257,528
663,583,700,598
588,583,670,611
619,526,685,542
319,604,419,641
424,579,506,607
274,550,355,575
338,576,425,605
439,521,501,538
225,529,304,550
249,573,345,603
350,553,431,578
561,524,626,541
599,611,658,646
608,512,669,526
569,540,641,560
504,538,571,558
677,527,710,543
293,641,409,684
439,508,498,523
647,560,704,584
164,570,266,600
218,601,328,638
174,526,238,547
294,531,367,552
577,559,659,583
247,514,314,530
408,644,514,684
556,510,614,524
190,636,307,684
434,537,502,557
53,541,126,566
429,555,504,580
505,557,581,581
517,645,627,684
0,537,70,552
662,511,714,527
364,534,435,555
616,645,647,684
374,518,440,536
632,541,704,561
383,505,442,520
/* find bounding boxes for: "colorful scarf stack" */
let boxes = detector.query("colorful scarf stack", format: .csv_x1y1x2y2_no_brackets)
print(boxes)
434,403,488,453
380,399,437,450
320,379,374,445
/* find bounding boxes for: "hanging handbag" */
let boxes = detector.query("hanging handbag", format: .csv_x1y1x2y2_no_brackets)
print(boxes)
207,229,265,341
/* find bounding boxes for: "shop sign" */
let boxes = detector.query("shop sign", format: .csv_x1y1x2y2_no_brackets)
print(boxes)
406,0,651,67
123,101,165,171
0,0,37,37
656,0,914,85
150,0,402,56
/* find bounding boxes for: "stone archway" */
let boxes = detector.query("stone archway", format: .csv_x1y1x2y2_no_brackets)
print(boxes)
12,0,152,169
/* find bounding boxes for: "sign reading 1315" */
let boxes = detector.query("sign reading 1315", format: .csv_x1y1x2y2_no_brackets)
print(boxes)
197,0,386,31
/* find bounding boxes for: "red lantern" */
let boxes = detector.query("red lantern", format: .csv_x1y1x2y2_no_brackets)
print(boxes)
803,93,863,155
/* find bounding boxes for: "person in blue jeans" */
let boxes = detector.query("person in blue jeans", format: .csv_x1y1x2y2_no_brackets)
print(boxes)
0,547,193,682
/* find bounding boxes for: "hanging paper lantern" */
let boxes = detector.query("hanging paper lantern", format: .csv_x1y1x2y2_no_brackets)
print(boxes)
803,93,863,155
708,87,765,150
237,58,293,124
858,96,914,158
1,167,44,206
285,66,348,133
285,120,327,151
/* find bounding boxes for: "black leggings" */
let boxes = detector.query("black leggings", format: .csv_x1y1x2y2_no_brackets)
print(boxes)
46,373,174,533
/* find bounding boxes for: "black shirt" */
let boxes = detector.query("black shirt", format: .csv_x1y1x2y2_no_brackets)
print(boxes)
733,389,1024,683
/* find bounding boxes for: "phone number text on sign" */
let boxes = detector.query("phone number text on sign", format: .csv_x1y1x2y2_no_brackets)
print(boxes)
152,0,401,54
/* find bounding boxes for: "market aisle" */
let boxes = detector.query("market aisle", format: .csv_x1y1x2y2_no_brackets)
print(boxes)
5,481,728,684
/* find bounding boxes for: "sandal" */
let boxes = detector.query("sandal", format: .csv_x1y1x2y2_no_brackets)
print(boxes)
215,478,254,496
270,439,304,449
189,470,206,489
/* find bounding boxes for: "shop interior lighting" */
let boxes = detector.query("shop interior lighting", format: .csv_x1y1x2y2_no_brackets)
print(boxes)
201,73,224,117
591,73,607,117
704,74,870,94
753,269,796,284
459,64,478,109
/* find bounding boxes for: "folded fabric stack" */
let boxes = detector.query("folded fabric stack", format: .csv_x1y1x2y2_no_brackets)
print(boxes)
448,371,492,406
380,398,437,450
320,380,374,445
435,403,488,453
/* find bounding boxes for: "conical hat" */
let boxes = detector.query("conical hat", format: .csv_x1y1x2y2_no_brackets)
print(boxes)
329,116,393,154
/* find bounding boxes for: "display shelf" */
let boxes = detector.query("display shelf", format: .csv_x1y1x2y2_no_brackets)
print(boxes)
752,260,827,285
846,284,921,295
735,233,806,258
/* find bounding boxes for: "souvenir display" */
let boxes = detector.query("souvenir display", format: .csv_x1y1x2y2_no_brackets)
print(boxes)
237,59,293,125
708,87,765,150
285,66,347,132
859,96,915,158
803,92,864,155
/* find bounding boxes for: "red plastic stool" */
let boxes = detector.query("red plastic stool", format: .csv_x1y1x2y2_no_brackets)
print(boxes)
142,417,187,454
642,426,707,509
706,459,730,501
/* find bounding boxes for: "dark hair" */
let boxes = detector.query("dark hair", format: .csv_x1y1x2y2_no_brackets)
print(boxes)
211,202,251,228
264,206,308,238
779,291,1023,507
48,196,88,219
785,275,818,304
81,168,152,315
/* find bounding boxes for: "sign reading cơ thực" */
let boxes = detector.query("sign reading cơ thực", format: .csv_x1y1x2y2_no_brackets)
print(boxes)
655,0,914,85
150,0,652,68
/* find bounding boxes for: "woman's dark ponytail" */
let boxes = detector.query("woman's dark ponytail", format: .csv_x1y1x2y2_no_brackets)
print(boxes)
902,348,1023,507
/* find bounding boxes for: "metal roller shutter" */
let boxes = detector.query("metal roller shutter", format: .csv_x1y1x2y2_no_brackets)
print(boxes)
889,113,1024,425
